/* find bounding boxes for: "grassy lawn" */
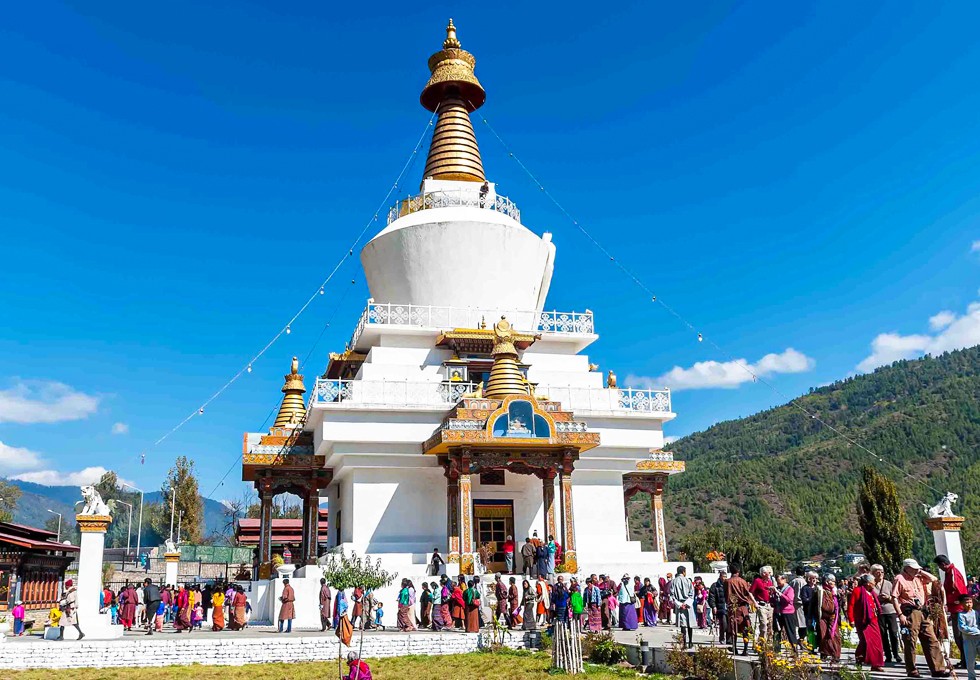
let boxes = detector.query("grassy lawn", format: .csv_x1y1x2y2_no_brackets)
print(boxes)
4,650,664,679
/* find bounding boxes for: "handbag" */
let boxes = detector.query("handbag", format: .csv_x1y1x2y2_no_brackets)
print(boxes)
336,614,354,646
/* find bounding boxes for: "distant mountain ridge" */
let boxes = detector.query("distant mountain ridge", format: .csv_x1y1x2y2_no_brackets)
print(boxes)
627,345,980,573
3,479,230,545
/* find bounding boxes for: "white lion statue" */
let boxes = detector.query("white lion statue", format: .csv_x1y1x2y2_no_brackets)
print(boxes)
75,485,111,516
924,492,959,518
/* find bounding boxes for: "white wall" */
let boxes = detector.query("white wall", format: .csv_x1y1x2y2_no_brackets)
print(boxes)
352,467,447,555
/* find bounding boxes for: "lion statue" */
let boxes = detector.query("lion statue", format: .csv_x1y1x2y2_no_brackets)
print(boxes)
923,492,959,518
75,485,112,516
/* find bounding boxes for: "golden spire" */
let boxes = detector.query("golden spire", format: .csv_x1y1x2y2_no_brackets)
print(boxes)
420,19,486,183
484,318,530,399
273,356,307,428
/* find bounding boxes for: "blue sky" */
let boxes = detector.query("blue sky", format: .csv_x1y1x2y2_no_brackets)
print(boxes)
1,1,978,501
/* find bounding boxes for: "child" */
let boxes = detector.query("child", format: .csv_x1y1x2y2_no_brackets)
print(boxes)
12,600,25,636
958,595,980,680
155,601,165,632
373,602,385,630
191,600,204,630
48,604,63,629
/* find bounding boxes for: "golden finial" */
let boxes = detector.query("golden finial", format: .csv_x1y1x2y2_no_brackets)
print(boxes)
419,19,487,183
273,357,307,429
484,317,530,399
444,19,461,49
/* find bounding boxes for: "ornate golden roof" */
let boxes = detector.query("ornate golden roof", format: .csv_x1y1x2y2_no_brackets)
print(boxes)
484,318,530,399
272,357,307,428
421,20,486,183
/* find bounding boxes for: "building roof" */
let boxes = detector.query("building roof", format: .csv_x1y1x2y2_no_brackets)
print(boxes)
234,511,328,547
0,521,79,552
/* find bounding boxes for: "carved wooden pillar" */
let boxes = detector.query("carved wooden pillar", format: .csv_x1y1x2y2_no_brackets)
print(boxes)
302,485,320,564
459,449,475,575
558,450,578,573
444,456,460,564
258,480,274,566
542,468,558,544
650,473,668,561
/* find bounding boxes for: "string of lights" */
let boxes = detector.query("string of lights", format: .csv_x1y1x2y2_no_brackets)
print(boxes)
474,110,945,498
202,278,359,501
132,108,438,471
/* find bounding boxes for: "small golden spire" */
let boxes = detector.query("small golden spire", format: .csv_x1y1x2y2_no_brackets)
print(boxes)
444,19,461,49
273,356,307,428
420,19,487,183
484,318,530,399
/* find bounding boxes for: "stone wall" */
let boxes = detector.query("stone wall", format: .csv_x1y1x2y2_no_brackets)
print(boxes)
0,630,534,670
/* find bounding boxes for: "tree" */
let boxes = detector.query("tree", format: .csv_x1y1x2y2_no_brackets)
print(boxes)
676,526,786,575
0,480,21,523
149,456,204,544
858,466,913,574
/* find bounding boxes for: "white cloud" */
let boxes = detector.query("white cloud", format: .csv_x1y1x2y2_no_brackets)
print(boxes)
11,466,131,487
111,422,129,435
857,300,980,372
663,436,680,444
0,380,99,424
0,440,45,474
929,311,956,331
628,348,815,391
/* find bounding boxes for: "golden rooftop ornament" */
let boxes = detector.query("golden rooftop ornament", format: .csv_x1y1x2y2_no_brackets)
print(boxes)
273,356,307,428
484,318,530,399
420,19,486,183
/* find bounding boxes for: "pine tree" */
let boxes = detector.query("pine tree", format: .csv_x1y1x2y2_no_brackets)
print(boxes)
150,456,204,544
858,466,913,574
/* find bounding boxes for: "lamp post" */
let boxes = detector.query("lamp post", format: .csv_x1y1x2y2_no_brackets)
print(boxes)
177,511,183,545
116,500,133,559
121,482,144,566
46,509,62,543
169,487,176,541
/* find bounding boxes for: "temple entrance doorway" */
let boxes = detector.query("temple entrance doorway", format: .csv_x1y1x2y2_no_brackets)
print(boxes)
473,500,513,573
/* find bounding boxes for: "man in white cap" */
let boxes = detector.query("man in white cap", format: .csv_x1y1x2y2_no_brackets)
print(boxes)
893,558,948,678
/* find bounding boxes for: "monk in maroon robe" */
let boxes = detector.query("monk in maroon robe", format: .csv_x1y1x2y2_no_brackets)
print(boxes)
853,574,885,670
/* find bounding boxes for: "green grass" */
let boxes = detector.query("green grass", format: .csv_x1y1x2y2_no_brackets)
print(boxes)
2,651,676,680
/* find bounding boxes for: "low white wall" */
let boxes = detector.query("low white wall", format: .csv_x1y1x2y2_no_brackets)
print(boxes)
0,630,534,670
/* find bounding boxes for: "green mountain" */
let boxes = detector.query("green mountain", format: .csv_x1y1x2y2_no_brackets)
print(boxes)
627,345,980,573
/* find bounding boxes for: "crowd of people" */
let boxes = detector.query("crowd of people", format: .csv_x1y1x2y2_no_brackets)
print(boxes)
707,555,980,679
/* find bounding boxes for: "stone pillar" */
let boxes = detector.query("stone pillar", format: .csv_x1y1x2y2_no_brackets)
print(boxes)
445,462,460,564
75,514,123,639
542,470,557,544
926,515,966,581
559,459,578,574
164,551,180,586
459,450,475,575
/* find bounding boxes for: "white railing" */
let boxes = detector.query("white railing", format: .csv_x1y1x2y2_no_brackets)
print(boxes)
387,189,521,225
312,378,671,414
539,386,672,414
313,379,478,406
346,302,595,350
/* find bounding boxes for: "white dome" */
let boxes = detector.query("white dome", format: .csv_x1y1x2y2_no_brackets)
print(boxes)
361,203,555,318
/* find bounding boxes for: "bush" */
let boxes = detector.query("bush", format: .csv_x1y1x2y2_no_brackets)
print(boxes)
584,631,628,665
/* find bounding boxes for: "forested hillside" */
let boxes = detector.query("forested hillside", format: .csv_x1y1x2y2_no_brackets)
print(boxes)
627,345,980,572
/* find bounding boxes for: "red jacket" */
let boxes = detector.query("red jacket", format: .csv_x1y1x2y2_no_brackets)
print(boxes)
943,565,968,613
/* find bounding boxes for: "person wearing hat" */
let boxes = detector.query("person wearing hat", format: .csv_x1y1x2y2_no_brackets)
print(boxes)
893,558,947,677
58,578,83,640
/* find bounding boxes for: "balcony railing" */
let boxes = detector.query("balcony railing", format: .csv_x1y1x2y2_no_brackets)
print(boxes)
347,302,595,350
313,379,478,406
312,378,671,414
387,189,521,225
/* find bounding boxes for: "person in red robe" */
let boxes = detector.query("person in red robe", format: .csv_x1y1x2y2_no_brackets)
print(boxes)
450,581,465,628
119,584,137,630
853,574,885,671
173,584,191,631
